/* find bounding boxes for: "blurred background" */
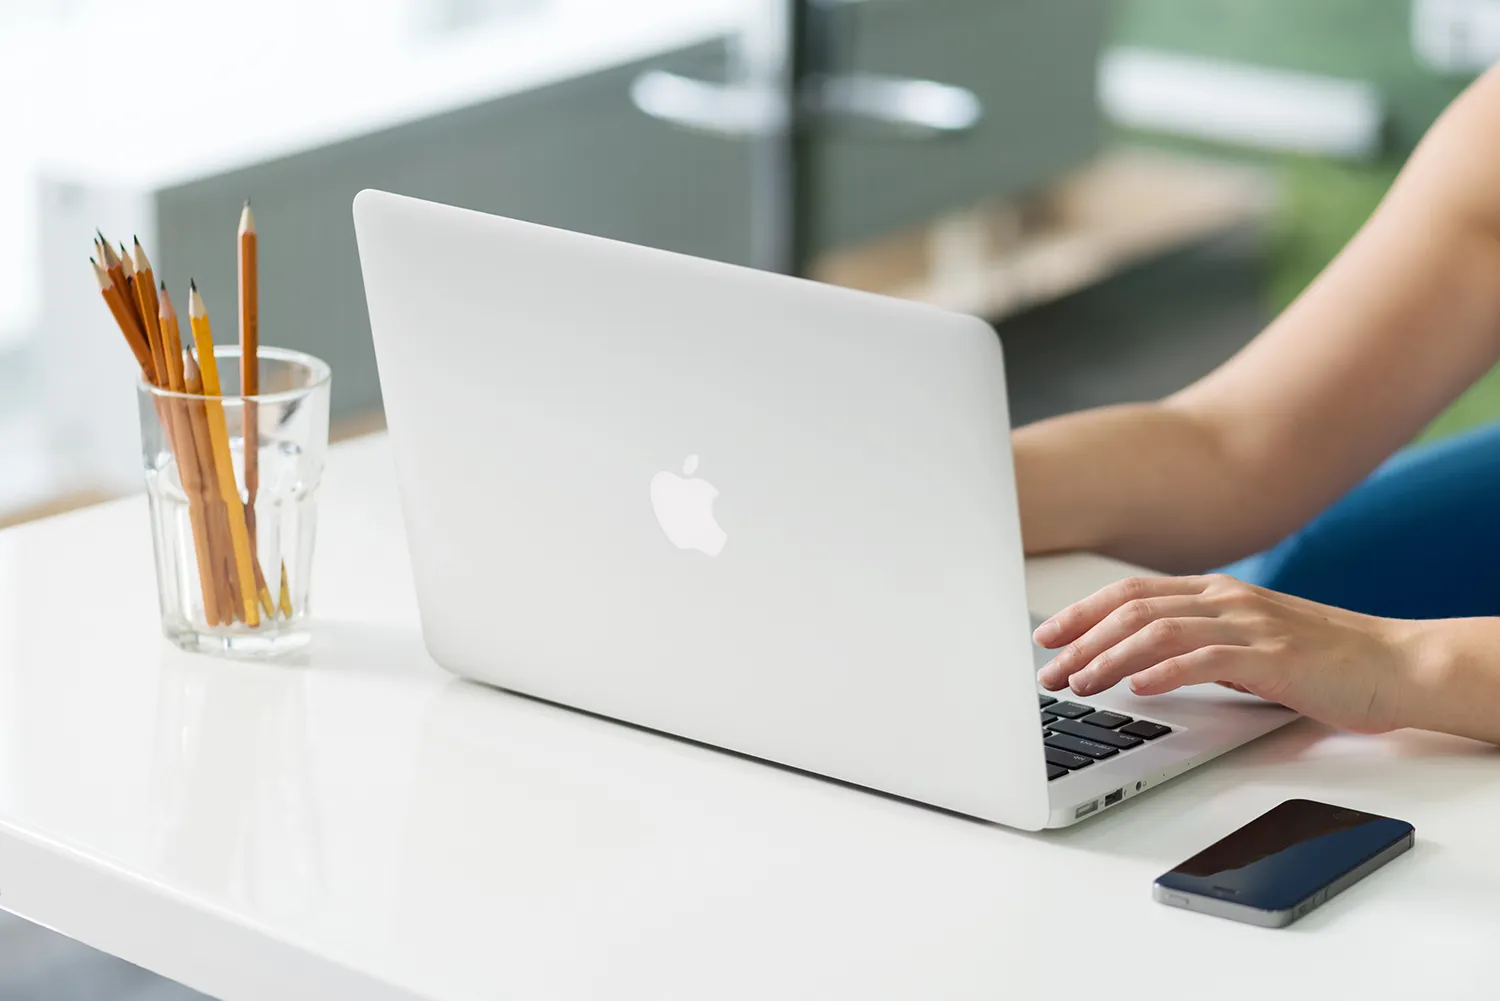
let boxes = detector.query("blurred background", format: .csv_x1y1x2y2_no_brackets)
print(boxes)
0,0,1496,995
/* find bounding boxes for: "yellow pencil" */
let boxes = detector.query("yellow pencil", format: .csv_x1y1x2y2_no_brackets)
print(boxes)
186,281,261,626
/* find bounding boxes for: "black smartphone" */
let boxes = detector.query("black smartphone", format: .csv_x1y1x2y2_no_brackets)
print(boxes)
1153,799,1414,928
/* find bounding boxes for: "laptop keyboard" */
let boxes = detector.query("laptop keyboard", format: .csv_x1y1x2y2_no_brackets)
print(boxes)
1039,694,1172,780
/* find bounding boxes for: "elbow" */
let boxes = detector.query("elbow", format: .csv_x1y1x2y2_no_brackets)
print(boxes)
1156,395,1313,557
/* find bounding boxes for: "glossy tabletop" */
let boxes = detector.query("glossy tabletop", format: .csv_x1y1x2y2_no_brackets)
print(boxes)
1,435,1497,1000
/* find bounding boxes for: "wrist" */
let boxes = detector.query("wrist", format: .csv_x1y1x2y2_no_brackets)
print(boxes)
1380,616,1452,733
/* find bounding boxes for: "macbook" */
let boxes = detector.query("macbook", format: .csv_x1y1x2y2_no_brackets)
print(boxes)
353,189,1297,829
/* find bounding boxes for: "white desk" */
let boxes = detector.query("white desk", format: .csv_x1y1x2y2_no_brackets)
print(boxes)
1,434,1497,1000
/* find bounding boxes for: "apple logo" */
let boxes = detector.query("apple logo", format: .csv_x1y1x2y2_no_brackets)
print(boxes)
650,454,727,556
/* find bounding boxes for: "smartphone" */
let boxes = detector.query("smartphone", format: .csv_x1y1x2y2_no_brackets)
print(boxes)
1153,798,1414,928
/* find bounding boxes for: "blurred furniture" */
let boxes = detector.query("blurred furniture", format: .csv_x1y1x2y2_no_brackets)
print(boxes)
0,432,1495,1000
813,149,1270,319
29,0,1105,499
4,149,1270,530
631,0,984,275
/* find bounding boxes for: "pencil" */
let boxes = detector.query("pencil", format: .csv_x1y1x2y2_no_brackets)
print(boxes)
160,285,227,625
97,235,142,331
236,206,274,616
187,281,261,627
238,202,261,566
117,241,141,329
91,257,152,375
278,559,293,619
185,351,244,623
157,283,188,392
131,238,166,385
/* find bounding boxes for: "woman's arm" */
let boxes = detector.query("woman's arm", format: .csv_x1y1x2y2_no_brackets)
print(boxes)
1018,66,1500,572
1397,617,1500,743
1031,573,1500,745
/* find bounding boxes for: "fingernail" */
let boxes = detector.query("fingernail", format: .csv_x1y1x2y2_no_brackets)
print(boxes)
1128,675,1147,694
1034,619,1059,644
1070,674,1090,696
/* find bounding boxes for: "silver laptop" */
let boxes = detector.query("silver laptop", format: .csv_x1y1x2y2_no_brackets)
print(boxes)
353,189,1297,830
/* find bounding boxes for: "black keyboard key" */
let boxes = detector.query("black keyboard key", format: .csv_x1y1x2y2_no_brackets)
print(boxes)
1044,746,1093,770
1045,732,1118,760
1080,710,1132,729
1047,701,1093,719
1039,694,1058,708
1120,719,1172,740
1041,712,1059,727
1050,718,1144,749
1047,763,1068,781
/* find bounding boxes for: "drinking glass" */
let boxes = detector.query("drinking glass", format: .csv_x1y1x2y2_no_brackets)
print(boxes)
138,346,331,657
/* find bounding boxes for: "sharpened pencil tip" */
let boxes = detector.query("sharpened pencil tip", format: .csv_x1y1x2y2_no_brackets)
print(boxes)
160,279,166,290
133,235,141,246
189,278,197,291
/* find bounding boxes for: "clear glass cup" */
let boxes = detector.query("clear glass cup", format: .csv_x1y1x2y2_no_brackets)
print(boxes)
138,346,331,657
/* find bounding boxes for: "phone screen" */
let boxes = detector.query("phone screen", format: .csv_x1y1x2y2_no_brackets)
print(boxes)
1155,799,1413,913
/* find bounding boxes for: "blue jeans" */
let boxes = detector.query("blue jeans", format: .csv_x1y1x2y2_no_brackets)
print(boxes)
1219,420,1500,619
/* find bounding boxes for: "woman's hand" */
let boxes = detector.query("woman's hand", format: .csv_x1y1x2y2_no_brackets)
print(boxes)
1034,574,1414,734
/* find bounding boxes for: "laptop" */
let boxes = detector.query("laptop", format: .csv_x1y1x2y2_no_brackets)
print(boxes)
352,189,1298,830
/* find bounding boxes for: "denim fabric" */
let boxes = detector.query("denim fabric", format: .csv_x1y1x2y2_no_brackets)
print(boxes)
1218,421,1500,619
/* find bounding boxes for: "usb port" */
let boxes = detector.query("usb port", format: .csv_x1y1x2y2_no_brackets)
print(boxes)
1075,800,1099,819
1104,788,1124,807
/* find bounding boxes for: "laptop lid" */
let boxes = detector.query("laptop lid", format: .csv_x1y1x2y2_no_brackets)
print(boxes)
354,189,1049,829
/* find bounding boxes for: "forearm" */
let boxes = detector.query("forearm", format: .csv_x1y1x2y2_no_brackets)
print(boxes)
1391,617,1500,744
1016,70,1500,573
1014,402,1289,572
